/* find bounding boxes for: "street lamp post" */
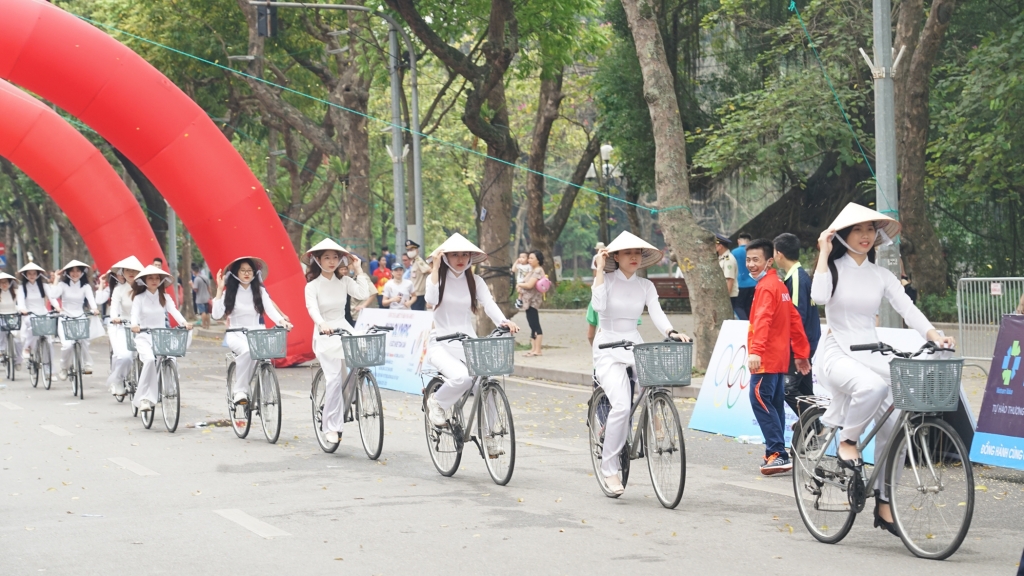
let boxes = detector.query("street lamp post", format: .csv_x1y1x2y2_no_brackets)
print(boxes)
247,1,425,251
600,144,613,244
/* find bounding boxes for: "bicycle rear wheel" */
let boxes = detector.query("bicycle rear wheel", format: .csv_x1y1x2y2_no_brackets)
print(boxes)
226,362,250,439
6,333,15,381
128,358,140,417
887,416,974,560
72,343,83,400
311,369,339,453
259,364,282,444
423,378,462,477
141,401,154,429
160,360,180,433
791,407,857,543
40,341,52,390
479,380,515,486
355,371,384,460
29,345,39,388
645,390,686,509
587,387,629,497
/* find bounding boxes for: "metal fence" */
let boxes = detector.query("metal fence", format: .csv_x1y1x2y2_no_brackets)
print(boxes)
957,277,1024,363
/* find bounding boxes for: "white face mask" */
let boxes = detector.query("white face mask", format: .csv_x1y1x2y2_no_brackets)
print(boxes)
751,268,768,281
406,250,416,258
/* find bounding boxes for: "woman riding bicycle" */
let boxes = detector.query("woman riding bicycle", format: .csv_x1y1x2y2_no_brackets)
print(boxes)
18,262,57,371
591,231,689,497
810,203,954,534
213,256,292,405
130,265,192,413
303,239,372,444
105,256,145,398
422,233,520,456
51,260,101,381
0,272,25,370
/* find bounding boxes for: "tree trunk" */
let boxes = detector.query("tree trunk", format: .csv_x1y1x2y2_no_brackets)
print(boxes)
339,56,372,259
476,146,517,331
525,72,564,281
181,232,195,320
894,0,956,295
620,0,733,369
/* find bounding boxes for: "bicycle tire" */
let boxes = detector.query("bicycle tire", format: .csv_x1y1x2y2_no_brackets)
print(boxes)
141,401,154,429
6,333,15,381
792,406,857,544
645,390,686,509
41,341,52,390
226,362,250,439
356,370,384,460
587,387,628,497
129,358,140,417
886,416,974,560
259,364,282,445
479,380,516,486
160,360,180,433
29,343,39,388
73,343,83,400
310,369,339,453
423,377,462,477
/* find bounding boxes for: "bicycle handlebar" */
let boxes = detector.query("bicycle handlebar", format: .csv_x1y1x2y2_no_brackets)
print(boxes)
598,339,632,350
436,332,466,342
324,324,393,337
849,340,954,358
437,326,509,343
226,326,291,334
137,327,191,333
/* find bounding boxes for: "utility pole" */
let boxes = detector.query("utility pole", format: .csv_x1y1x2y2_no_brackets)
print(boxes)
168,203,178,300
864,0,906,328
388,27,407,253
51,221,59,271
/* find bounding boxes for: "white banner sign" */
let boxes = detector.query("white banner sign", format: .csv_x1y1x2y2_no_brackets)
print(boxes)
354,308,434,395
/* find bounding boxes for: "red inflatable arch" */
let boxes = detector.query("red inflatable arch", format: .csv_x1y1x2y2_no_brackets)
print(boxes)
0,79,164,271
0,0,313,363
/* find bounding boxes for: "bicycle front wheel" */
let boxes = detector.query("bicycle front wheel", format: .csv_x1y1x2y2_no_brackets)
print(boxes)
6,333,15,381
40,341,52,390
423,378,462,477
29,344,40,388
160,360,180,433
479,380,515,486
645,390,686,509
310,369,339,453
792,406,857,544
227,362,250,439
355,371,384,460
72,343,83,400
259,364,282,444
886,416,974,560
128,358,140,417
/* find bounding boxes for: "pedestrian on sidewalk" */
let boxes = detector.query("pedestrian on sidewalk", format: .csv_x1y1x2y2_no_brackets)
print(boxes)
382,262,414,309
192,263,212,328
745,238,811,476
773,233,821,419
511,252,531,308
406,240,431,311
715,234,740,316
517,250,546,356
733,233,755,319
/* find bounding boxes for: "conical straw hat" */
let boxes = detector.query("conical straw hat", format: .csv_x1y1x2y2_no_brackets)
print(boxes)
18,262,45,275
0,272,17,283
225,255,269,280
430,233,487,265
111,256,145,273
60,259,90,272
134,265,172,287
603,231,664,272
301,238,352,266
827,203,901,247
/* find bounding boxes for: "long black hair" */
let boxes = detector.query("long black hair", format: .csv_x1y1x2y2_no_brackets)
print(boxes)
105,271,119,291
436,257,477,313
1,278,15,300
21,270,46,299
223,258,265,316
827,225,876,296
60,266,88,287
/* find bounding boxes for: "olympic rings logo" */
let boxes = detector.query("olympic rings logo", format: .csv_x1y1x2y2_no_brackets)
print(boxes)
711,343,750,409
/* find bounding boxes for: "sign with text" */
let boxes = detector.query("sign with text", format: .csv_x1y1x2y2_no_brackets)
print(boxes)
969,314,1024,470
354,308,434,395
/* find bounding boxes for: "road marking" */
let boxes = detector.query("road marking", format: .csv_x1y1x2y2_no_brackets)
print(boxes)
506,376,588,393
214,509,290,539
521,439,578,452
0,401,22,410
108,457,159,477
41,424,73,437
280,390,306,399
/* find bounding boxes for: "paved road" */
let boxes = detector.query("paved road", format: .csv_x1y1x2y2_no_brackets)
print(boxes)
2,337,1022,575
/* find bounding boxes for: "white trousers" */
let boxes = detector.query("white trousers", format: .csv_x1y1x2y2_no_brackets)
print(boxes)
427,343,498,432
60,339,91,370
226,332,256,396
818,335,899,493
1,330,23,366
21,330,53,373
318,353,349,434
106,324,133,392
595,356,634,477
132,334,176,407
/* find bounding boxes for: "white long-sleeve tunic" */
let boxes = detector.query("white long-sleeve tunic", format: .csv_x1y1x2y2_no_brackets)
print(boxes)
0,289,25,315
130,290,186,329
425,270,507,343
212,285,285,328
21,282,57,315
95,285,111,306
305,273,373,359
51,281,96,316
590,269,673,364
109,283,134,321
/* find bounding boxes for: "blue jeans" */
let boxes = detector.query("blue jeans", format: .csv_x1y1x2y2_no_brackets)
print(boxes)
750,373,787,458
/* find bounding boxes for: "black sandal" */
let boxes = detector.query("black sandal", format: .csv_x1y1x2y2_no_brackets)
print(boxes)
837,439,863,469
873,497,899,536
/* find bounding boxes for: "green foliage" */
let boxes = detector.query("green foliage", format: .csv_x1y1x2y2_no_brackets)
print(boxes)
917,290,958,324
544,279,593,309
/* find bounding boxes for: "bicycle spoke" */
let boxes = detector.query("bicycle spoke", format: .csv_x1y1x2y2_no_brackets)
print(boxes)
792,408,857,543
645,391,685,509
356,371,384,460
480,381,515,486
423,379,462,477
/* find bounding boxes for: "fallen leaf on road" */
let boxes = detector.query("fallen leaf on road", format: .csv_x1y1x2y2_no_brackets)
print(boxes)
191,490,201,496
975,485,988,492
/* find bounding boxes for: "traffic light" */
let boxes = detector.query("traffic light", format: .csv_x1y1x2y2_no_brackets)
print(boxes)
257,5,278,37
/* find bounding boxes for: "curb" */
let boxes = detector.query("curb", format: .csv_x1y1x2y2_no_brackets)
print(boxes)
511,364,701,399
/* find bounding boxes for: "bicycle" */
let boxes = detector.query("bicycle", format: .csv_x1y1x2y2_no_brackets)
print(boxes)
136,327,189,433
791,341,974,560
27,313,58,390
122,327,143,417
587,339,690,509
61,313,94,400
310,325,392,460
225,326,289,444
421,326,516,486
0,313,22,381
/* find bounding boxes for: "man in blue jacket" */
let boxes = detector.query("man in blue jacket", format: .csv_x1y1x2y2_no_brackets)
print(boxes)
732,233,755,319
773,233,821,419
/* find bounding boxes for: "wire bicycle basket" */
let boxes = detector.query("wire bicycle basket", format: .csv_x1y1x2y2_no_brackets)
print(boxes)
0,313,22,332
124,327,137,352
150,328,188,357
462,336,515,377
632,341,693,387
246,327,288,360
62,317,91,341
889,357,963,412
341,332,387,368
31,315,57,337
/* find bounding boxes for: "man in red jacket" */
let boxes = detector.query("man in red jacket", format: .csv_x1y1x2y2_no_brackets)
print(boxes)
745,238,811,475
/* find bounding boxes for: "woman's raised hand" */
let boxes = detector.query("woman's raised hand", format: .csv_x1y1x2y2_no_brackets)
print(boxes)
594,248,609,272
817,228,836,255
215,268,225,289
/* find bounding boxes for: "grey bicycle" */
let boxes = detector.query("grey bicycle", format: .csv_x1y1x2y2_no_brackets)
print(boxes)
62,313,94,400
136,327,189,433
27,313,58,390
121,327,143,417
588,339,690,509
791,341,974,560
226,327,288,444
421,326,516,486
310,325,392,460
0,313,21,381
